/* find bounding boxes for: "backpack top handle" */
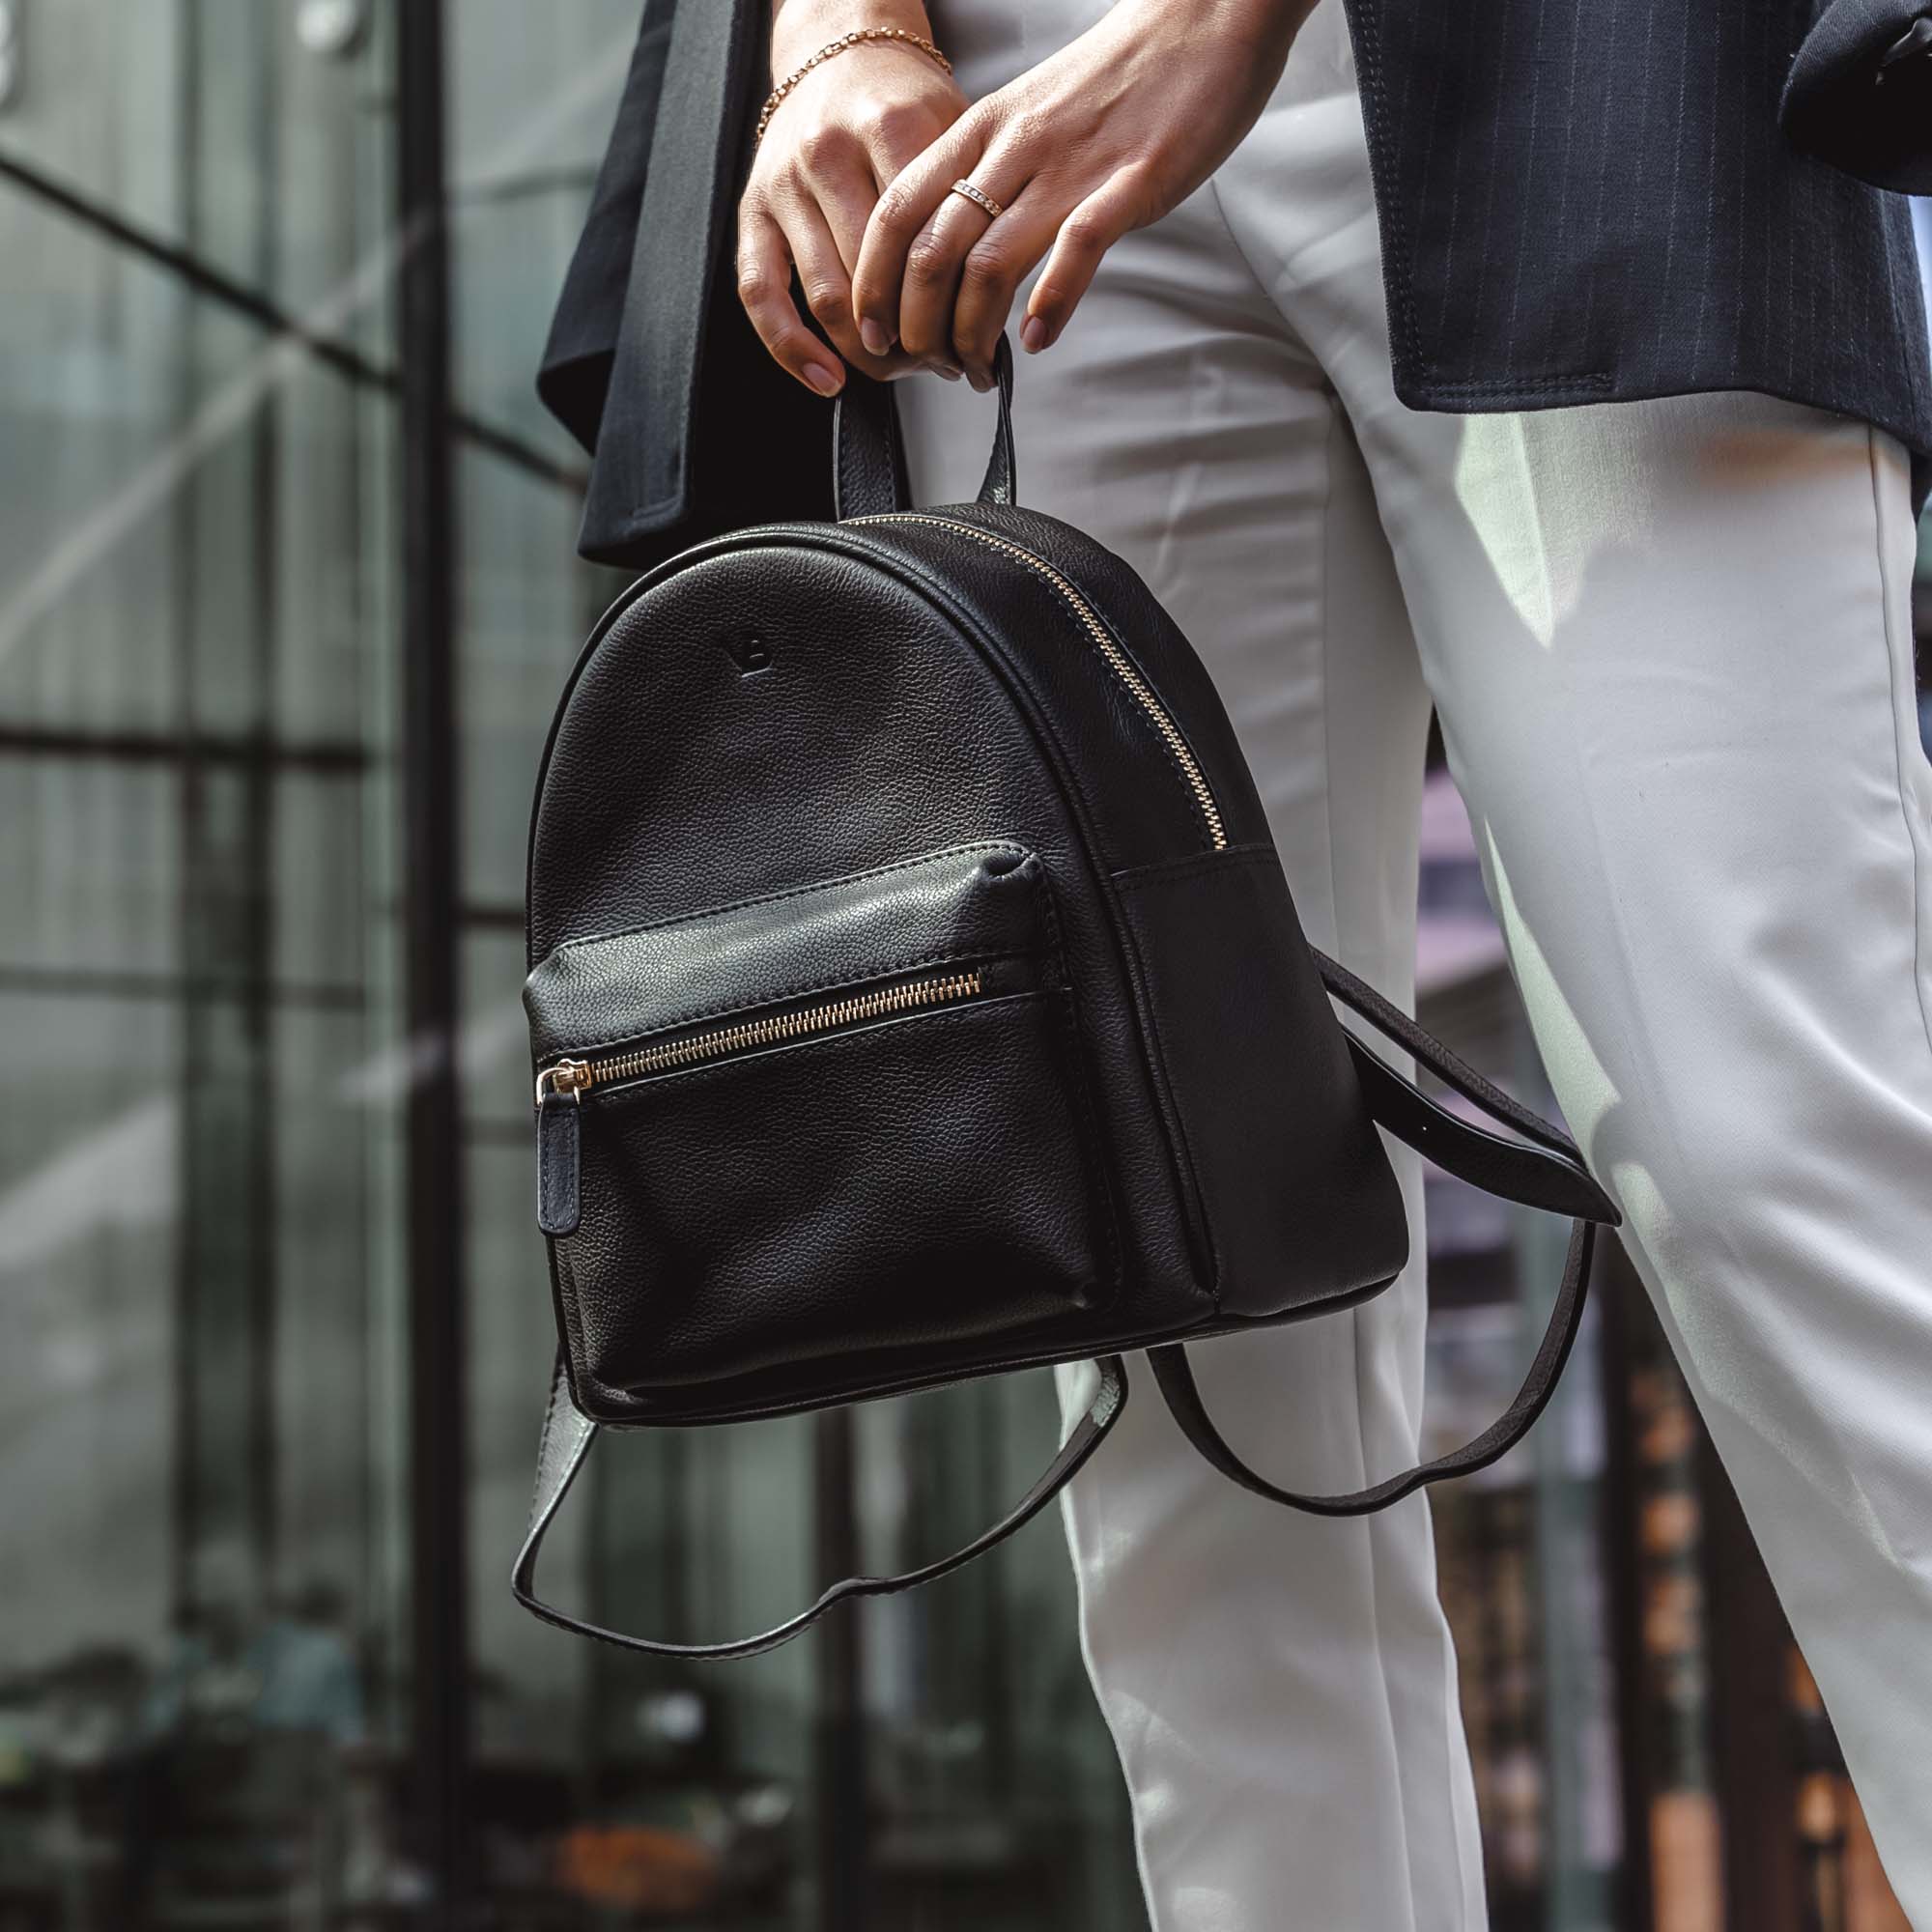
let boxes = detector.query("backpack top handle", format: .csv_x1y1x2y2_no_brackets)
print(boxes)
832,332,1017,519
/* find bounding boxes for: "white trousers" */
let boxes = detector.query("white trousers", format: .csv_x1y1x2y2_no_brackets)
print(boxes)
900,1,1932,1925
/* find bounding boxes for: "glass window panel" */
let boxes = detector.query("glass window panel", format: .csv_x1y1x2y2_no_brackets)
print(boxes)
466,1135,578,1776
0,991,178,1671
446,3,638,437
272,358,397,747
455,451,615,913
0,5,407,1921
274,768,375,997
461,926,529,1134
0,4,185,234
0,178,189,736
0,760,180,978
272,1003,399,1627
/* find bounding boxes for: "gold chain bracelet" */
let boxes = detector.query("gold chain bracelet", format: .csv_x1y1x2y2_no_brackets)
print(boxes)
756,27,952,144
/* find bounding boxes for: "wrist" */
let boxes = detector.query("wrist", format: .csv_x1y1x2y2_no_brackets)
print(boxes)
769,0,936,78
1112,0,1311,59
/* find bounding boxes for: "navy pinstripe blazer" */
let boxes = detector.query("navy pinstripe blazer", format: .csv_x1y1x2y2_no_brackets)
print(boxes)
540,0,1932,567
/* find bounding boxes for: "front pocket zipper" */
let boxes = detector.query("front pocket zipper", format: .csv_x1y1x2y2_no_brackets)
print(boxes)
534,966,991,1237
852,514,1228,852
537,967,984,1103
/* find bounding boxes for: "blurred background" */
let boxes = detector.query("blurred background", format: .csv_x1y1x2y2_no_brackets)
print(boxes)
1,3,1928,1928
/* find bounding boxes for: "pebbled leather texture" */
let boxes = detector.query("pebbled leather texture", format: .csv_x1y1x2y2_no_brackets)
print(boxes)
517,356,1624,1654
832,367,911,521
561,981,1118,1396
1112,845,1408,1318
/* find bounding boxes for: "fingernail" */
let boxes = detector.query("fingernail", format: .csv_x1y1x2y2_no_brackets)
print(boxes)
928,362,963,382
859,318,891,356
968,369,994,393
804,362,842,396
1021,314,1048,354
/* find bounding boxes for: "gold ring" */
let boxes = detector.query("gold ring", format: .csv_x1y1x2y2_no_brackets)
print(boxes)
948,179,1004,220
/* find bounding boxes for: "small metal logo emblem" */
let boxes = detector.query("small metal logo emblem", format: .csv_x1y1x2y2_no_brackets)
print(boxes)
719,627,774,676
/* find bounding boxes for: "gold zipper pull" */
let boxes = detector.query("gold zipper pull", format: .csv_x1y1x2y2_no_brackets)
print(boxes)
536,1058,592,1106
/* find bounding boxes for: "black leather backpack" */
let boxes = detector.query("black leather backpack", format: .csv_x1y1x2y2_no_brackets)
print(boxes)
516,344,1620,1660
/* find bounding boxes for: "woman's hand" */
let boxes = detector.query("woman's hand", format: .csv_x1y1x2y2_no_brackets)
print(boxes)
850,0,1313,384
737,3,971,396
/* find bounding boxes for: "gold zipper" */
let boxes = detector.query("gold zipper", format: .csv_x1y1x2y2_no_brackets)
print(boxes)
537,968,983,1104
854,514,1227,851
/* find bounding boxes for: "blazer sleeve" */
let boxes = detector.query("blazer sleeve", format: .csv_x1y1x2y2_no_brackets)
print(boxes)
1781,0,1932,193
540,0,829,569
536,1,676,455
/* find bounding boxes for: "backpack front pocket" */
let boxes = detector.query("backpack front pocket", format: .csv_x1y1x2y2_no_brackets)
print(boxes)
526,843,1118,1401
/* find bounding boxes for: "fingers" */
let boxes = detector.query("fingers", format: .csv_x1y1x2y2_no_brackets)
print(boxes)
949,192,1060,377
872,167,1045,384
1023,170,1149,354
851,99,952,359
735,211,843,396
852,114,991,361
785,191,871,372
783,119,905,378
895,192,1001,378
742,102,954,393
748,97,1145,395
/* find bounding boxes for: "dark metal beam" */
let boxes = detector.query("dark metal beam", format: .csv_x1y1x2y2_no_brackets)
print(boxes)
813,1409,871,1930
242,34,283,1589
0,721,366,772
1699,1428,1805,1931
397,4,469,1920
0,963,363,1008
1596,1244,1657,1932
164,0,206,1636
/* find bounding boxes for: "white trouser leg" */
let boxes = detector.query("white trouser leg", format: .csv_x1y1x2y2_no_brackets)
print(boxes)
901,245,1482,1932
907,11,1483,1925
1374,403,1932,1918
1211,12,1932,1914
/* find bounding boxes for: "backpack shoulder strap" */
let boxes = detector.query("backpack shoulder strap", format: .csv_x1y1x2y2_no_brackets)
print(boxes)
1150,952,1621,1519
